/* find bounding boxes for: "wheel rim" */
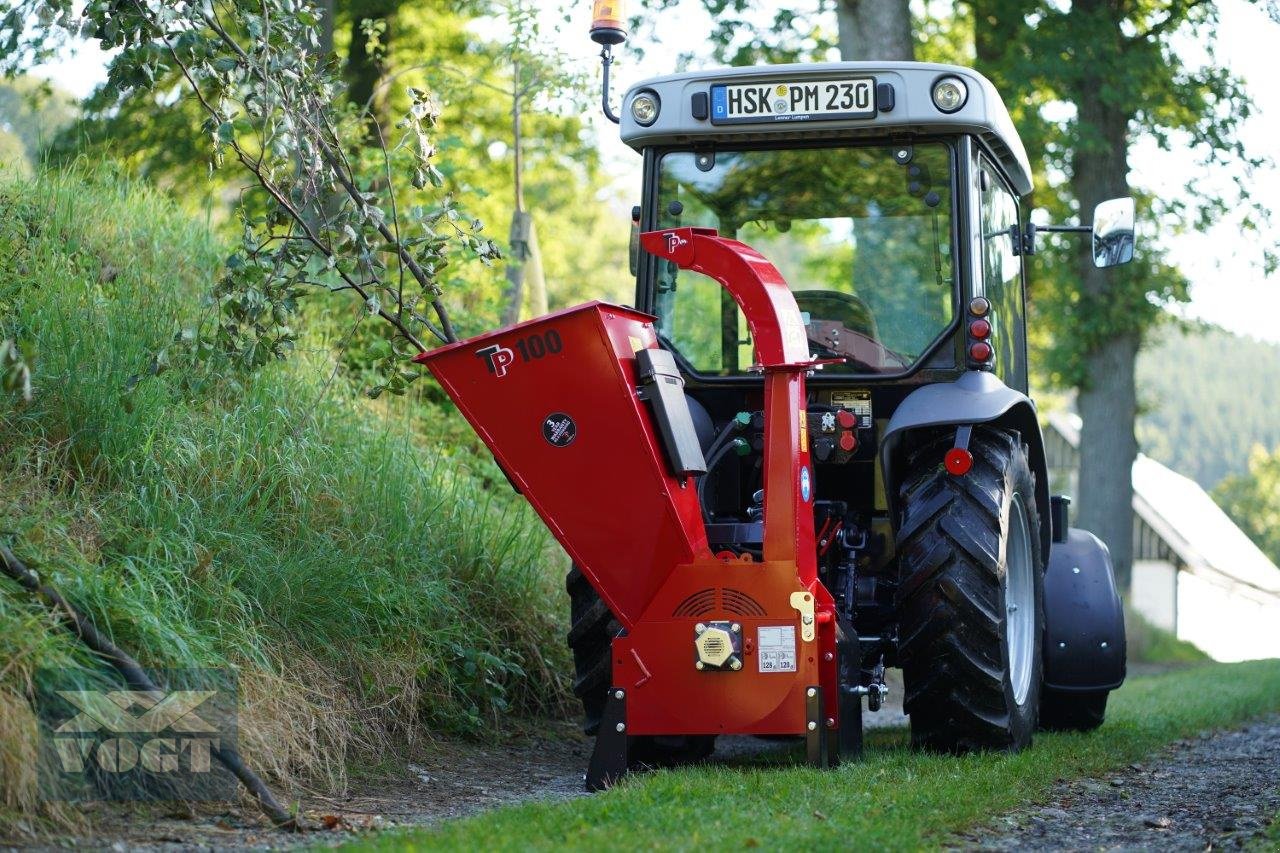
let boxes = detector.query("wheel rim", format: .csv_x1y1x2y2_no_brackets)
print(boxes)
1006,493,1035,706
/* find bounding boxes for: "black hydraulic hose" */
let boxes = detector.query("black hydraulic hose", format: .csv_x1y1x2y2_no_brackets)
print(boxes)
699,438,747,522
702,417,741,463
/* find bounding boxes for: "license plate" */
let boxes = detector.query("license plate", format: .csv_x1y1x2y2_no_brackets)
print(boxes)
710,78,876,125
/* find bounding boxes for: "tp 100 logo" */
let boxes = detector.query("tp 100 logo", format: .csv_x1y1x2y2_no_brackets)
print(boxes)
475,330,564,378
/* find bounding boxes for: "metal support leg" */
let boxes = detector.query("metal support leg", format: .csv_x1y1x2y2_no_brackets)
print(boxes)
837,634,864,760
805,685,824,767
585,688,628,792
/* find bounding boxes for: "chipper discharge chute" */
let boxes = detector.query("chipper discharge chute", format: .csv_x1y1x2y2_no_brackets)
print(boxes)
416,227,857,789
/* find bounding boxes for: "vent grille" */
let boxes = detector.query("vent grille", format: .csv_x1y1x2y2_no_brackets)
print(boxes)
673,589,716,617
721,588,766,617
671,587,767,618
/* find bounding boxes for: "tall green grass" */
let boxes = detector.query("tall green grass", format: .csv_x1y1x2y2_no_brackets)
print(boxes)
0,166,569,818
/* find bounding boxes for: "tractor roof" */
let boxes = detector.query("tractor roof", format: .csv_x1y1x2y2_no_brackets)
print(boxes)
620,61,1033,196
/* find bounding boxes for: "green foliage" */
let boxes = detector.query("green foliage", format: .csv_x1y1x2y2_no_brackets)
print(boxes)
0,129,27,176
1135,323,1280,490
0,169,568,813
630,1,835,66
1213,445,1280,569
1124,606,1211,666
970,0,1271,388
0,75,77,163
355,659,1280,850
3,0,501,397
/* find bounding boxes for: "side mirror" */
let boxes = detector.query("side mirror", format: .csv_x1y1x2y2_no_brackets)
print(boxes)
1092,197,1135,268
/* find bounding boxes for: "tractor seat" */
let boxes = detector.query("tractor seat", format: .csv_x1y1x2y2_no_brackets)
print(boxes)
793,290,879,342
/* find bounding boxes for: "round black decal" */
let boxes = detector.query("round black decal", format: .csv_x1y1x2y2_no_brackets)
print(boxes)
542,412,577,447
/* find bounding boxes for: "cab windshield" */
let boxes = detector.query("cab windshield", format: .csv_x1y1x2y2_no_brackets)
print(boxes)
652,142,956,375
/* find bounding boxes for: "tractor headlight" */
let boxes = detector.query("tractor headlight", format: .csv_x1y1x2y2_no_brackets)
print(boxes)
931,76,968,113
630,91,660,126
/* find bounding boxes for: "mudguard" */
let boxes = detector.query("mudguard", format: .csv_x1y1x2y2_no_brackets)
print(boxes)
880,370,1051,562
1042,528,1127,692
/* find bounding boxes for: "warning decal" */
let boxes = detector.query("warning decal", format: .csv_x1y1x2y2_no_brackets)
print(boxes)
757,625,797,673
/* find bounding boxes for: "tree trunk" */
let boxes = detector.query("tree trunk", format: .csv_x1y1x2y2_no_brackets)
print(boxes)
524,218,548,316
835,0,915,61
318,0,335,58
1076,333,1139,591
344,2,398,136
503,209,531,326
1067,0,1138,592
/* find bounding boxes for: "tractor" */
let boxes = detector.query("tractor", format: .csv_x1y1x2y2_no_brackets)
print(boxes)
417,10,1132,790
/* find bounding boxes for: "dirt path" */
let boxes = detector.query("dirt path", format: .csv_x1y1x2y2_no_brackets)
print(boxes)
5,682,910,851
11,692,1278,850
954,715,1280,851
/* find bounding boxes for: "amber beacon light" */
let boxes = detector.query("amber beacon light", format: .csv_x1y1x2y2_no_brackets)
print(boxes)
590,0,627,44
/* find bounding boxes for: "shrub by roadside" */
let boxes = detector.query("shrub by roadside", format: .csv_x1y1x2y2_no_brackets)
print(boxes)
0,168,570,826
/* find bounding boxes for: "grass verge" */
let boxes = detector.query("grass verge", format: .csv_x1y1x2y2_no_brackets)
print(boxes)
355,660,1280,851
0,167,569,824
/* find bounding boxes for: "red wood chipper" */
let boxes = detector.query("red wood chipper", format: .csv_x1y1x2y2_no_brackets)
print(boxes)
418,229,856,788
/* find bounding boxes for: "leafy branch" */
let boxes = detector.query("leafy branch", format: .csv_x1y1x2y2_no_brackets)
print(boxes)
3,0,500,389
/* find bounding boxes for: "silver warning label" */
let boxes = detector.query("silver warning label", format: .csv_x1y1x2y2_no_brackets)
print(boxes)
830,390,873,429
757,625,797,673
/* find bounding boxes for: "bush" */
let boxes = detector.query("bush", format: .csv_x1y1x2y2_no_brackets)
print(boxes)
0,167,569,820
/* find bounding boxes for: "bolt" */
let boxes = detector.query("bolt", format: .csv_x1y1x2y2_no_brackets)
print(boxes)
1100,641,1109,648
1008,604,1019,613
614,689,624,700
731,623,741,634
695,661,705,670
897,149,908,159
616,722,626,733
826,717,836,729
1072,566,1081,574
1059,641,1067,649
806,687,817,698
695,623,706,634
802,614,814,625
807,721,817,731
823,652,835,662
730,659,742,671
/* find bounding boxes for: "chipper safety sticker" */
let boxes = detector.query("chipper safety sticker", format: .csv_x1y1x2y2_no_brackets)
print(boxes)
757,625,797,673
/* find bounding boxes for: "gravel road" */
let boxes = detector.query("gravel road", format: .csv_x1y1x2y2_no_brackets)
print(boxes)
954,715,1280,851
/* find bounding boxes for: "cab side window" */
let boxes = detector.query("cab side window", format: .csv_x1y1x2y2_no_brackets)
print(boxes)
977,158,1028,392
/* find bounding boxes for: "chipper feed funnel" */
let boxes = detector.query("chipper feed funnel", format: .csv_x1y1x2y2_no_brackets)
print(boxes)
415,301,712,627
416,229,851,789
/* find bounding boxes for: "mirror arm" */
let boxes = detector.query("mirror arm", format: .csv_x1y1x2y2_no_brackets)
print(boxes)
1013,222,1092,257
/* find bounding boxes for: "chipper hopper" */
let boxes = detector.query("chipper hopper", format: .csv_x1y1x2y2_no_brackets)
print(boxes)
417,228,859,789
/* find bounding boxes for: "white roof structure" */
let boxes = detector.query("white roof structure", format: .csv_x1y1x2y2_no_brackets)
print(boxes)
1047,411,1280,596
620,61,1035,196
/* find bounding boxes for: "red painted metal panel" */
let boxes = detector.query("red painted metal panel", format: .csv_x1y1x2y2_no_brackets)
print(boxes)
415,301,711,628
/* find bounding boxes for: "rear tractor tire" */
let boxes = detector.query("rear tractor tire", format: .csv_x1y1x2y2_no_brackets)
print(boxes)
895,427,1045,752
566,565,715,766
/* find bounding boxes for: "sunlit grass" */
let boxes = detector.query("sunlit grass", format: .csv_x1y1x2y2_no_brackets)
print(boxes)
0,167,569,819
355,660,1280,851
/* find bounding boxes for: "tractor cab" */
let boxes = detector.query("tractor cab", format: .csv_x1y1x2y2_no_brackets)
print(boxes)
623,64,1033,390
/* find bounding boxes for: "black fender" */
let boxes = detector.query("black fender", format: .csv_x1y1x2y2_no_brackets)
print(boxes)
880,370,1051,564
1042,528,1127,692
